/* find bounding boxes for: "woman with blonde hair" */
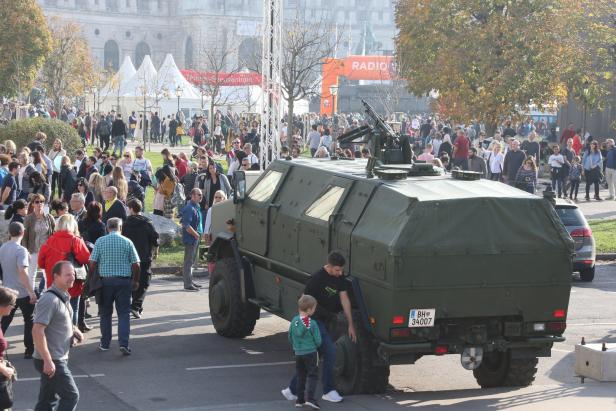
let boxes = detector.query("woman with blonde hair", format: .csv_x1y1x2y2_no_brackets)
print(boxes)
110,166,128,202
38,214,90,325
119,150,135,180
3,140,16,157
88,172,107,204
49,139,66,199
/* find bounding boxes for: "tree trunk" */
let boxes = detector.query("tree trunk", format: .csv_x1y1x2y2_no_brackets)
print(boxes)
485,122,498,137
286,98,294,148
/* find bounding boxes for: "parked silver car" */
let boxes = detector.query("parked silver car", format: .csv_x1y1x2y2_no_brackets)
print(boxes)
554,200,596,282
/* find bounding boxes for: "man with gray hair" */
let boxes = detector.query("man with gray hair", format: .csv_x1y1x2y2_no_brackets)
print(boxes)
70,192,86,222
89,217,140,355
0,222,37,358
243,143,259,165
102,186,127,223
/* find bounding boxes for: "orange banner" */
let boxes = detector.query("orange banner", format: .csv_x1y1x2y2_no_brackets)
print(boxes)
321,55,395,114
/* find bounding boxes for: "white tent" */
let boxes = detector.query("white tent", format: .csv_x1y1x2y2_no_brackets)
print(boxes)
120,55,158,97
156,54,201,99
99,56,136,97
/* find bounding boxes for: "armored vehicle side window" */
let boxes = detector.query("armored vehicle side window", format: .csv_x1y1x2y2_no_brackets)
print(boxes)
248,170,282,202
305,186,345,221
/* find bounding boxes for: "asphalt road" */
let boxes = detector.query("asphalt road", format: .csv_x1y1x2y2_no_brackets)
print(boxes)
4,264,616,411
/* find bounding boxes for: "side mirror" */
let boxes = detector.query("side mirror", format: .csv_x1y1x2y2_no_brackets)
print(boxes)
233,170,246,203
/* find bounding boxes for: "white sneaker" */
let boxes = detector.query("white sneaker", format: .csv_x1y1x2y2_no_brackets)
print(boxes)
281,387,297,401
322,390,343,403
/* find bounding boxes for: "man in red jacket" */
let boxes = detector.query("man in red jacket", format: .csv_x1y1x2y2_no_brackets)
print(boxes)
561,123,576,146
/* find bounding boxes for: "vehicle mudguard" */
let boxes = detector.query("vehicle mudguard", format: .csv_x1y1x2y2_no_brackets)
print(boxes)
209,232,256,303
348,276,375,337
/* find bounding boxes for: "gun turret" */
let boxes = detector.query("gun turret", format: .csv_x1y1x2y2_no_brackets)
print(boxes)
361,99,398,139
337,100,413,165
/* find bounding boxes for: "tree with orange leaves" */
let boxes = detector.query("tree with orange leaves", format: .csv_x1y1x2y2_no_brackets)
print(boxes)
396,0,616,132
38,18,96,112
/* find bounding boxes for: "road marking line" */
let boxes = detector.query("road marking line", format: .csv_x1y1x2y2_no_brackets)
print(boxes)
186,361,294,371
552,348,573,353
17,374,105,382
567,322,616,327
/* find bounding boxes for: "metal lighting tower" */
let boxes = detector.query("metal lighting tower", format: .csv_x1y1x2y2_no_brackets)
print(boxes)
259,0,283,169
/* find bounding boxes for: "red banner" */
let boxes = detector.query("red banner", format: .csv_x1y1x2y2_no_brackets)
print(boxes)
181,70,262,87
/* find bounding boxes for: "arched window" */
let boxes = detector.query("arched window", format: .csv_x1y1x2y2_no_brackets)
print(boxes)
185,37,194,69
104,40,120,72
238,38,260,69
135,42,151,68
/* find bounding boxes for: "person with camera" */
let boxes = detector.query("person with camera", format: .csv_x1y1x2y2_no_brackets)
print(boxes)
32,260,84,411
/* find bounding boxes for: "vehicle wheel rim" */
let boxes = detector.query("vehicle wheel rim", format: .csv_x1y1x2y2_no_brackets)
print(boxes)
210,279,228,316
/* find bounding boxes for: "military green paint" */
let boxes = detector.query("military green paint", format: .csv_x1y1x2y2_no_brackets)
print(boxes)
233,158,573,351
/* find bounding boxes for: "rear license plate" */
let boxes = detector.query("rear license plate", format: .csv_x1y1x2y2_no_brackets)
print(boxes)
408,308,436,328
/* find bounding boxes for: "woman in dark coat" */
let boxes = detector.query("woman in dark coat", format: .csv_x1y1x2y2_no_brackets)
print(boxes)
59,156,77,202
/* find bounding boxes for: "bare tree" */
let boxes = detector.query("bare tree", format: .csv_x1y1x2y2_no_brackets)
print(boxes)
372,56,406,118
281,14,339,134
194,34,244,133
38,18,95,112
248,13,339,136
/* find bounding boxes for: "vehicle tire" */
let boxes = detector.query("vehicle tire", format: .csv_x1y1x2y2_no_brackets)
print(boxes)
333,311,390,395
473,350,538,388
580,266,595,282
209,257,259,338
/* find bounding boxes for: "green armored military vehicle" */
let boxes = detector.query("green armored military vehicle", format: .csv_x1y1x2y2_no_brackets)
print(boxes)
208,103,573,394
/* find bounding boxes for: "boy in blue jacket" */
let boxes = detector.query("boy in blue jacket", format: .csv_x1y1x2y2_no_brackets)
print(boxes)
289,295,322,409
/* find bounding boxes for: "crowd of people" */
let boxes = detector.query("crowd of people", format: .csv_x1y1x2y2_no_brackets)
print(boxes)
300,114,616,200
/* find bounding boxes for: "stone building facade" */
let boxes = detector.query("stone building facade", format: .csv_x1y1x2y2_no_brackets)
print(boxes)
38,0,397,72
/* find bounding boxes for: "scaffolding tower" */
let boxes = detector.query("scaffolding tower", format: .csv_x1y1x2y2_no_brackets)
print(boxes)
259,0,283,168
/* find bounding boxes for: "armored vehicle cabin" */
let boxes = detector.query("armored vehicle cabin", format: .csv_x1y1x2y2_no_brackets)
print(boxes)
209,157,574,394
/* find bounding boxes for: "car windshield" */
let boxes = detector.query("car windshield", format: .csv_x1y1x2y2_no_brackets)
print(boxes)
555,207,585,227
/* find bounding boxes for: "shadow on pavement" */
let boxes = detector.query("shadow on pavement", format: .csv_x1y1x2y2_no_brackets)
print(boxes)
372,384,610,410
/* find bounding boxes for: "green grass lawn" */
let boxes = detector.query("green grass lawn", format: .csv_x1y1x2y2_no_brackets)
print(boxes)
154,241,185,266
589,220,616,254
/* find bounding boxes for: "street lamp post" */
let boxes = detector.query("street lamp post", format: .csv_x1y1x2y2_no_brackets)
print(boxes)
91,87,97,146
329,84,339,119
175,85,183,117
582,80,590,138
139,85,149,150
91,87,98,115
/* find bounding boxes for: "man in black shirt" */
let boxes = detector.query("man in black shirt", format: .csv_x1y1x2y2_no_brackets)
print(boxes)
282,252,356,404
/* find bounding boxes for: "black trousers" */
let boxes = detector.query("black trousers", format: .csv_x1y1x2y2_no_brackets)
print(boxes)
131,261,152,313
585,168,600,198
296,352,318,403
99,135,110,152
1,296,35,355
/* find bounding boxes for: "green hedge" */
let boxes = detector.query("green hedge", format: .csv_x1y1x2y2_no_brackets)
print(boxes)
0,118,82,156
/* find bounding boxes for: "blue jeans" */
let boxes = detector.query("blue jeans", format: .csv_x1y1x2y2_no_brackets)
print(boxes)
34,359,79,411
100,277,132,348
69,296,79,325
112,135,126,157
289,320,336,394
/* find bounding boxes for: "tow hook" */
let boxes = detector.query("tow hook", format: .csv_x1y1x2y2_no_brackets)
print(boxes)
461,346,484,370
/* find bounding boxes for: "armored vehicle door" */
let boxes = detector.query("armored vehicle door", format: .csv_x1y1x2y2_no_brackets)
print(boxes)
327,179,376,268
238,165,287,255
293,176,373,273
